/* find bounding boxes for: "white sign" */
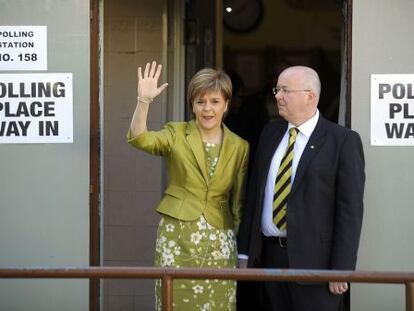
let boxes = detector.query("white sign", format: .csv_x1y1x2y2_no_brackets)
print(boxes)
371,74,414,146
0,26,47,71
0,73,73,143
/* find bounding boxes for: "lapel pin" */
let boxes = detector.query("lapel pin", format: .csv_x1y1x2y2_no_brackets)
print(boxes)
310,145,315,149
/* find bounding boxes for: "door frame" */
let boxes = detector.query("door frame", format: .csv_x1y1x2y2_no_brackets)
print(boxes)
89,0,100,310
345,0,353,127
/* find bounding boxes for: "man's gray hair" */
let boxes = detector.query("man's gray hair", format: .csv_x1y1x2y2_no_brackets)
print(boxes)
282,66,321,100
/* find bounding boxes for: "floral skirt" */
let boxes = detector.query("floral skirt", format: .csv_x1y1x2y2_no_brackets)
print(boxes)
154,215,237,311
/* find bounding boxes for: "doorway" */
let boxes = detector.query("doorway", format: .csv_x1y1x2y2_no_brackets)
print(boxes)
91,0,352,310
221,2,351,310
222,0,350,167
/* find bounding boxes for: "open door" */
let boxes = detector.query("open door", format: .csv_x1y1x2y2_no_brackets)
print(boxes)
184,0,221,118
221,0,353,310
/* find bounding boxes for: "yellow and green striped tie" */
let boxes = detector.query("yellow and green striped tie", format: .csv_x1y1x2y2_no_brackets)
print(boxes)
273,127,299,230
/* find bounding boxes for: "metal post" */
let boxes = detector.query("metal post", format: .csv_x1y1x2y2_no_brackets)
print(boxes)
162,275,173,311
406,282,414,311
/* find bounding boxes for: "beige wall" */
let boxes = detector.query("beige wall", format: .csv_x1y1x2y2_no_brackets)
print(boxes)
103,0,167,309
0,1,90,310
351,0,414,310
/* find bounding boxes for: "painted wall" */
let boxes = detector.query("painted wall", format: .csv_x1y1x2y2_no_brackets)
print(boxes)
103,0,166,309
0,1,90,310
352,0,414,310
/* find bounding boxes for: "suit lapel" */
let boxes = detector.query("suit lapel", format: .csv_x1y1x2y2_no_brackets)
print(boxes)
186,120,209,184
210,125,235,184
291,116,327,194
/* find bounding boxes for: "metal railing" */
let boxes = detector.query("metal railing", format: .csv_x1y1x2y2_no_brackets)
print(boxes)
1,267,414,311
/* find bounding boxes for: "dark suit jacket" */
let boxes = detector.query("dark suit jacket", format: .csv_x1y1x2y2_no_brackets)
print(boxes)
237,115,365,271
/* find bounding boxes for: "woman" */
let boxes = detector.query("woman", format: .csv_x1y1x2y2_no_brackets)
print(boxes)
127,61,249,310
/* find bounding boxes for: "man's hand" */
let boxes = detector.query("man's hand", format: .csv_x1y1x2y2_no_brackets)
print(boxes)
238,258,248,269
329,282,348,295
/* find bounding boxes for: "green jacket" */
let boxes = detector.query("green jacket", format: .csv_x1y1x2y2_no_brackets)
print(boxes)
127,120,249,232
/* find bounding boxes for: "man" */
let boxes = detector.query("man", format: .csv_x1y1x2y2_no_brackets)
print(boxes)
237,66,365,311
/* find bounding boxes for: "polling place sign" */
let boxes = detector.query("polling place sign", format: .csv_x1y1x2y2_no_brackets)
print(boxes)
0,73,73,143
371,74,414,146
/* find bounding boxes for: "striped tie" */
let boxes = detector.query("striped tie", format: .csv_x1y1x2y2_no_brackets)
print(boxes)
273,127,299,230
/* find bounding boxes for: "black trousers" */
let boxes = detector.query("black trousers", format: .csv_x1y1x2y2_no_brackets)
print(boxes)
259,236,342,311
237,280,264,311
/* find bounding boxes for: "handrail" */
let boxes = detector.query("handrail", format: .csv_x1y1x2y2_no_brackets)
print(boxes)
1,267,414,311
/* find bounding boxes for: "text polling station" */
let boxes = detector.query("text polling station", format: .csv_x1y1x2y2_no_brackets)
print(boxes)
0,73,73,143
0,26,47,71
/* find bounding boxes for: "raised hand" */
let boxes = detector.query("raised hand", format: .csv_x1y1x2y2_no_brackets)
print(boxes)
137,61,168,100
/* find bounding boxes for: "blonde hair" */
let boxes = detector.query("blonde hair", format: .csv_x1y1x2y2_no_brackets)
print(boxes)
187,68,232,111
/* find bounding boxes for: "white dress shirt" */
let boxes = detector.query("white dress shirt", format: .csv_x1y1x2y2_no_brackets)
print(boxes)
238,111,320,260
238,110,319,260
261,110,319,237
